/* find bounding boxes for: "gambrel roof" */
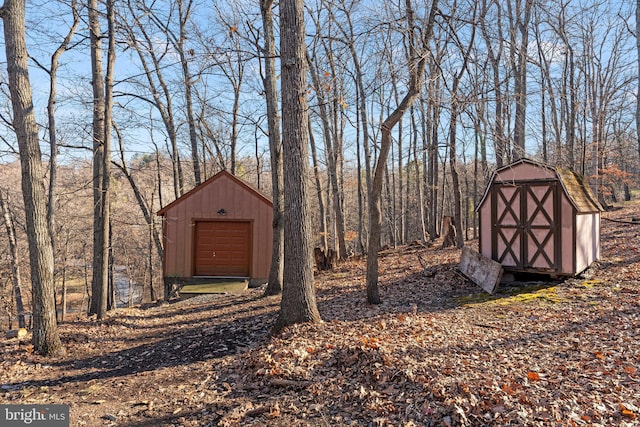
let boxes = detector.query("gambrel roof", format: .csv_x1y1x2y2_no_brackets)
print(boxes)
477,158,604,214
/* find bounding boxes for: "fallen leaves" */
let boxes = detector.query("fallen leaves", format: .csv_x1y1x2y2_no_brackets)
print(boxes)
2,205,640,426
620,403,638,420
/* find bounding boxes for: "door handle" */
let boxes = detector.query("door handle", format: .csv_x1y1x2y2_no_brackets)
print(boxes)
212,251,216,257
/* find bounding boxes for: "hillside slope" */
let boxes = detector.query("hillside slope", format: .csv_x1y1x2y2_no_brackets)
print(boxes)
2,204,640,426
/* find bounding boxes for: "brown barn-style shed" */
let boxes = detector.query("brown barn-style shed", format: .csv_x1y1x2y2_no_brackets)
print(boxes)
157,171,273,297
477,159,603,276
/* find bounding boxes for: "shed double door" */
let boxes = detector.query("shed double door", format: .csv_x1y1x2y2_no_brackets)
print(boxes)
194,221,251,277
491,182,560,271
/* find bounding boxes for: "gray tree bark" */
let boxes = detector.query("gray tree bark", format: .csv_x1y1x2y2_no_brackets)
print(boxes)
636,0,640,162
272,0,321,332
0,189,26,328
260,0,284,296
308,118,329,252
1,0,64,355
176,0,202,184
88,0,112,319
480,0,506,168
508,0,533,158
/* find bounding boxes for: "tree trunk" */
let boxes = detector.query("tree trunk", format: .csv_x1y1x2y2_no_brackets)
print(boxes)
148,218,157,301
260,0,284,296
636,0,640,162
307,53,348,260
481,0,505,167
390,69,405,245
333,11,372,253
38,0,79,264
367,0,439,305
88,0,106,317
509,0,533,158
1,0,64,355
0,190,26,328
447,3,476,249
272,0,321,333
411,107,427,242
441,216,456,248
448,107,465,249
309,118,329,252
426,56,442,240
104,0,116,312
88,0,114,320
177,0,202,184
355,98,366,254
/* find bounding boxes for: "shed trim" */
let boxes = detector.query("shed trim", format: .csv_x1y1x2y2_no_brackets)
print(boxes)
156,170,272,216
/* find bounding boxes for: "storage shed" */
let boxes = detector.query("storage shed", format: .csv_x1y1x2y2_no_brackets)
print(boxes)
157,171,273,298
477,159,603,276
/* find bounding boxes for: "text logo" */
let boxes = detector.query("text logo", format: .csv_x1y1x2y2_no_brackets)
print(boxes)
1,405,69,426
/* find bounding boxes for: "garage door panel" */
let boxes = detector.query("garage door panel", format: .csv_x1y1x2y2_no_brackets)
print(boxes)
194,221,251,276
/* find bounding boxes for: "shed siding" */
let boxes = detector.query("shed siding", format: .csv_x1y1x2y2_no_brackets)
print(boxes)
559,191,575,275
479,206,491,258
494,162,556,182
160,172,273,281
575,213,599,274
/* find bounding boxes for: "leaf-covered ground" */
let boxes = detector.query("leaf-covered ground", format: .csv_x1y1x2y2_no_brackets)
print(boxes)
2,204,640,426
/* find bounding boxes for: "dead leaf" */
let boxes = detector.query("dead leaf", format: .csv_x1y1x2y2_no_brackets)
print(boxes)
527,371,540,381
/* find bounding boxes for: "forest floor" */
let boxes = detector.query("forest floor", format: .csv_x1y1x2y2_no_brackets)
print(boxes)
2,204,640,427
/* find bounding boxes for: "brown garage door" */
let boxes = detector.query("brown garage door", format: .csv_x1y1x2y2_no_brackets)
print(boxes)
194,221,251,277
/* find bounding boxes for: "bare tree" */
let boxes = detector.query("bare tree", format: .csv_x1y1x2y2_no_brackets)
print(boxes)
443,0,478,249
207,7,247,176
1,0,64,355
122,0,185,198
578,3,633,199
508,0,534,158
29,0,79,254
637,0,640,162
272,0,321,332
0,189,25,328
480,0,507,167
308,117,329,253
259,0,284,296
366,0,439,304
425,50,444,240
307,47,348,259
332,0,373,253
112,124,164,259
172,0,201,184
532,4,561,164
88,0,115,319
